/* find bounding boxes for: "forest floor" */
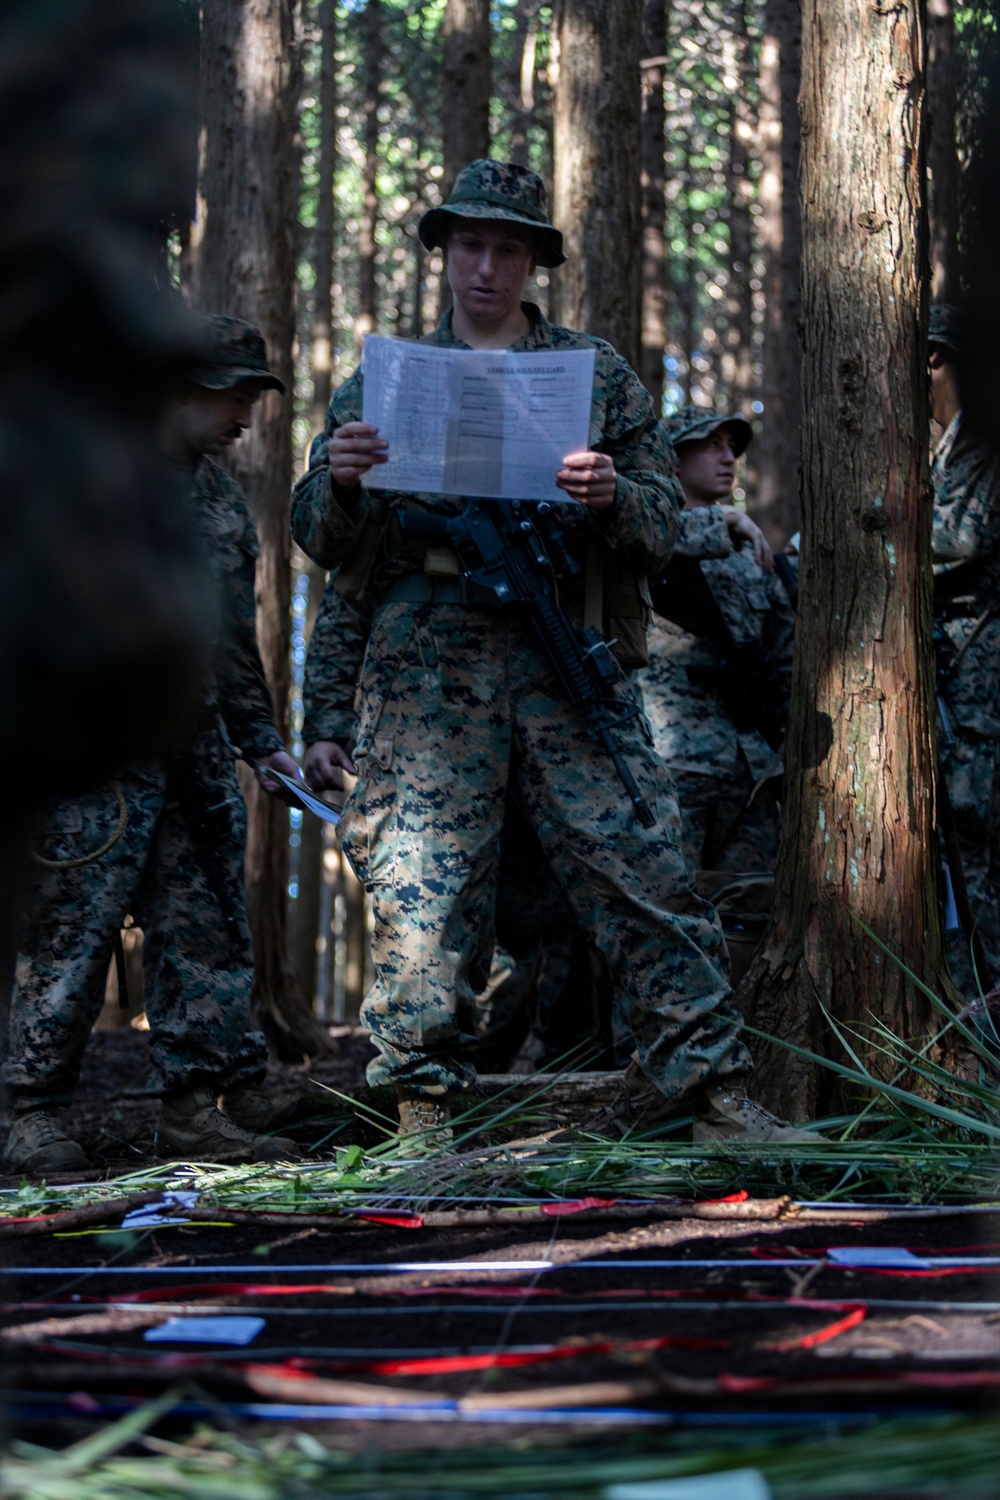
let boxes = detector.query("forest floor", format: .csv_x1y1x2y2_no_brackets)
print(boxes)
1,1028,999,1496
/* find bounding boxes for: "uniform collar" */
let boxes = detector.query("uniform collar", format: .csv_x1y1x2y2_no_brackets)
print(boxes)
433,301,552,351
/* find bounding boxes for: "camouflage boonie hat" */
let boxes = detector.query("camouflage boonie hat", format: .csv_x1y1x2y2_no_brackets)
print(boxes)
929,303,962,357
418,159,566,267
186,314,286,395
665,404,753,458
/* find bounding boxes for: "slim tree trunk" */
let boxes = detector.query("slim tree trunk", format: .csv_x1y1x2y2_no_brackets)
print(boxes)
355,0,381,355
511,0,538,168
551,0,643,371
192,0,330,1059
927,0,959,300
735,0,956,1120
311,0,338,430
755,0,802,546
641,0,667,410
723,0,754,413
442,0,492,197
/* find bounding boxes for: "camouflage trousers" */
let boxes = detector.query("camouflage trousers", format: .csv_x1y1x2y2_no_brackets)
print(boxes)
941,731,1000,997
3,727,267,1108
670,764,783,877
338,602,751,1100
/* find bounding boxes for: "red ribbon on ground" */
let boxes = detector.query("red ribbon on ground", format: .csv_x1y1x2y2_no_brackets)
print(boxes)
763,1305,867,1352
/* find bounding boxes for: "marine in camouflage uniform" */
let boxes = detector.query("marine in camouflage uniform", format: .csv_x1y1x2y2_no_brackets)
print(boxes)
3,319,301,1173
930,305,1000,997
294,160,814,1144
637,408,795,875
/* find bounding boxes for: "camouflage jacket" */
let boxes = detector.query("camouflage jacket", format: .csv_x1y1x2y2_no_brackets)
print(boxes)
290,303,682,595
302,573,371,751
195,457,284,761
637,505,795,781
932,414,1000,737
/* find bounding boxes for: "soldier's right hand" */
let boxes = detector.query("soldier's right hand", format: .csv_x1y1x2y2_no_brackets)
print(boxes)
328,422,389,488
304,739,357,792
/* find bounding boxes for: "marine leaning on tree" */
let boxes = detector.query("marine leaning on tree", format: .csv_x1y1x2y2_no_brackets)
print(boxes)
293,158,816,1145
3,318,303,1174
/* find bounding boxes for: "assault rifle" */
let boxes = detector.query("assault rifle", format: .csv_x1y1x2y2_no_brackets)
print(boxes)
647,555,788,751
395,499,656,829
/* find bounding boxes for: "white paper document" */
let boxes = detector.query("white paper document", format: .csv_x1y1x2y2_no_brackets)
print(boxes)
361,335,596,503
266,767,342,825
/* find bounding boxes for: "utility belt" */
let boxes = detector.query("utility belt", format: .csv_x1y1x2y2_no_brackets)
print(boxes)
379,573,503,608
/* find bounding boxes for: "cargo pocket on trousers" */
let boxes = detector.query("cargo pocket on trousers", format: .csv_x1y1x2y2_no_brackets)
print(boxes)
337,730,398,890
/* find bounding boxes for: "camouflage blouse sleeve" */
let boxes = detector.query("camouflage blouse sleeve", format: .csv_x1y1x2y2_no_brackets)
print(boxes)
585,348,682,574
670,504,733,560
290,367,373,567
302,575,374,752
931,417,1000,568
201,463,284,761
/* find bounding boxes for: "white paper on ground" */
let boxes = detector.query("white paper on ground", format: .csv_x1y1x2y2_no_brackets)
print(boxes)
121,1190,198,1229
604,1470,771,1500
144,1316,265,1346
361,336,595,502
265,767,342,825
827,1246,931,1269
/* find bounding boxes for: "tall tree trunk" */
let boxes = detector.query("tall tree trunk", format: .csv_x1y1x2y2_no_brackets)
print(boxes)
723,0,754,414
442,0,492,197
755,0,802,546
551,0,643,371
355,0,381,355
641,0,667,411
311,0,338,429
927,0,959,300
192,0,330,1059
511,0,538,168
734,0,955,1120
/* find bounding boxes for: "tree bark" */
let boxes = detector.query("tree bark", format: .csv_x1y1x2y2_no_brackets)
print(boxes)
355,0,381,356
641,0,667,411
191,0,330,1059
735,0,956,1120
755,0,802,547
927,0,959,300
723,0,754,413
510,0,539,169
551,0,643,372
442,0,492,197
311,0,338,429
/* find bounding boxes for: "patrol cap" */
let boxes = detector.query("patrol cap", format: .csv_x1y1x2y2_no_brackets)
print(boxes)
418,159,566,268
664,404,753,458
186,314,286,395
929,303,962,357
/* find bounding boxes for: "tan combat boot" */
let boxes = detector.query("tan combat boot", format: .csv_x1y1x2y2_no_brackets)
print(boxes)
156,1086,297,1162
4,1108,88,1173
219,1081,292,1137
397,1090,453,1147
692,1083,820,1144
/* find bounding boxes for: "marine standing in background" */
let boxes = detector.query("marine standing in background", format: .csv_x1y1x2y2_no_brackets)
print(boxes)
3,319,302,1174
929,305,1000,997
294,159,813,1145
640,407,795,876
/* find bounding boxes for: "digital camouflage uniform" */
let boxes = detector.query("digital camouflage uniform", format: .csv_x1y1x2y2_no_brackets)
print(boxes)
4,456,284,1108
932,407,1000,995
292,282,751,1100
303,574,602,1068
639,503,795,875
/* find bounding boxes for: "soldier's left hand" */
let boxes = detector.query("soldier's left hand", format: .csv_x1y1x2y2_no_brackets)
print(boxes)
255,749,304,803
556,451,618,509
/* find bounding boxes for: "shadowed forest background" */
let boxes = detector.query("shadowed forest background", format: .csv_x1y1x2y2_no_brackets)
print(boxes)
151,0,1000,1103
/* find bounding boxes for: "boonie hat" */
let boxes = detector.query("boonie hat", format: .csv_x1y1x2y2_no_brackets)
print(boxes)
929,303,962,357
665,404,753,458
418,159,566,268
187,314,286,395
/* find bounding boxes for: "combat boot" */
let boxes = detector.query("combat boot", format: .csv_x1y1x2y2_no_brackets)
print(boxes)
156,1086,297,1163
572,1058,684,1141
4,1108,88,1173
397,1090,453,1147
692,1083,819,1145
219,1081,293,1136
